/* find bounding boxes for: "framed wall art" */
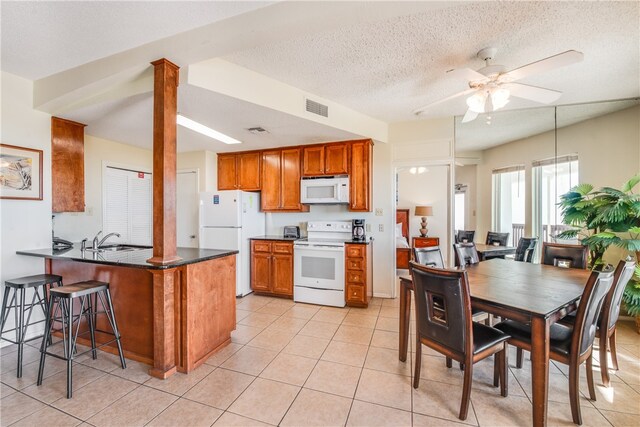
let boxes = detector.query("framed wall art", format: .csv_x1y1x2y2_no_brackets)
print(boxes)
0,143,43,200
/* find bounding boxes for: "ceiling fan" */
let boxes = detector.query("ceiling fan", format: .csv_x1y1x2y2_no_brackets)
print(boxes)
413,48,584,123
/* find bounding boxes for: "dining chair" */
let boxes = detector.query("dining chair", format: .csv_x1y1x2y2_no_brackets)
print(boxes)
486,231,510,246
514,237,537,263
494,267,615,425
456,230,475,244
409,261,510,421
413,246,444,268
453,243,480,267
559,258,636,387
541,242,589,269
453,243,490,325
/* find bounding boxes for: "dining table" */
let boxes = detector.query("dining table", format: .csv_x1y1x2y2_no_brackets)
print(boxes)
398,258,591,427
474,243,517,260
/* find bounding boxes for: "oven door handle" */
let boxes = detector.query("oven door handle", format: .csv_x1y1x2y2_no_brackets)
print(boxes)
295,245,345,251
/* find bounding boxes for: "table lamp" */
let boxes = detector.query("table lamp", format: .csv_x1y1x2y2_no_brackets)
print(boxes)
414,205,433,237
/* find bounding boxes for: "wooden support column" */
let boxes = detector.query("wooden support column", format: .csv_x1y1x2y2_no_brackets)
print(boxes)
147,58,181,265
148,268,178,379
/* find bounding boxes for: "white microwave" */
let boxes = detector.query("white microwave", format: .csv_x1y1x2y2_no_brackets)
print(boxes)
300,176,349,204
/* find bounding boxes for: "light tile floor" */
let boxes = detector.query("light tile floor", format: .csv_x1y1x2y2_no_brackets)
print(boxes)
1,293,639,426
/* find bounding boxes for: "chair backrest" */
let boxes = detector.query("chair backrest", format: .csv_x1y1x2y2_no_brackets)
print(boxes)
413,246,444,268
453,243,479,267
456,230,475,244
572,266,615,357
602,259,636,331
409,261,472,357
541,242,589,269
514,237,538,263
486,232,509,246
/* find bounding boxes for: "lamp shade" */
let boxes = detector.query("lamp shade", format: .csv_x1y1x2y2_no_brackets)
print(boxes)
414,206,433,217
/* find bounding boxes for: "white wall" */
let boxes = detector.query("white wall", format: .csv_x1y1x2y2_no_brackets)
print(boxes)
397,165,450,265
54,135,153,242
475,105,640,261
265,142,396,298
0,72,53,344
178,150,216,192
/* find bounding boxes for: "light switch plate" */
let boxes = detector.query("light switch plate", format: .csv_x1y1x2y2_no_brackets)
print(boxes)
378,224,384,232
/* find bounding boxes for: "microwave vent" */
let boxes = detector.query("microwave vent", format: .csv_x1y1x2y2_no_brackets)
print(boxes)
305,98,328,118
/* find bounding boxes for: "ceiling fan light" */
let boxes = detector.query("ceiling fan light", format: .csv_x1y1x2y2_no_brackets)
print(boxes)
466,92,486,113
491,88,510,110
409,167,417,174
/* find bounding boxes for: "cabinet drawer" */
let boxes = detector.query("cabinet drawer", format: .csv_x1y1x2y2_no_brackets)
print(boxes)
346,245,365,258
346,284,365,303
414,238,439,248
346,258,364,271
346,270,365,283
273,242,293,254
252,241,272,253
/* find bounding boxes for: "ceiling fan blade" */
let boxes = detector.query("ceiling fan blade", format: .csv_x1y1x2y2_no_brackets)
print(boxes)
506,83,563,104
461,109,478,123
446,68,489,83
501,50,584,82
413,88,476,115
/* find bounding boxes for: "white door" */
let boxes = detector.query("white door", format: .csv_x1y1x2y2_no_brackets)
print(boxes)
177,170,199,248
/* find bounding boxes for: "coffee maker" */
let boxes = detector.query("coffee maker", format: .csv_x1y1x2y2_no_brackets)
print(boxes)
352,219,366,241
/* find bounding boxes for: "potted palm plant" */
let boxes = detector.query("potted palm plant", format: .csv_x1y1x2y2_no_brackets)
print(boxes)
558,174,640,332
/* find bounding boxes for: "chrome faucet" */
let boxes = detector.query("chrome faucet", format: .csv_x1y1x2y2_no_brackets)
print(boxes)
92,231,121,250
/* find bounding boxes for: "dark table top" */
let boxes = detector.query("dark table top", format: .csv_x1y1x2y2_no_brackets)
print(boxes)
17,246,238,270
402,259,591,318
474,243,516,253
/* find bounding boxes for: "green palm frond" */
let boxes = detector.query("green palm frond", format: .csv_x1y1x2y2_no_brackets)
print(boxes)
622,174,640,193
573,183,594,196
600,187,627,198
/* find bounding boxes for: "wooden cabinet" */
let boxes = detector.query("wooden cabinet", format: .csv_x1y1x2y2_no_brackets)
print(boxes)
349,139,372,212
345,243,372,307
302,143,348,176
412,237,440,248
250,240,293,298
51,117,86,212
261,149,308,212
217,152,261,191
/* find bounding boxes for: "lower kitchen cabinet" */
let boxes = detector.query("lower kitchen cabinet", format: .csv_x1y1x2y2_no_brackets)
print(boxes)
345,243,372,307
250,240,293,298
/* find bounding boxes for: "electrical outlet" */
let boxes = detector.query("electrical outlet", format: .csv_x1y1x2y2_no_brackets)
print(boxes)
378,224,384,232
366,224,371,232
375,208,383,216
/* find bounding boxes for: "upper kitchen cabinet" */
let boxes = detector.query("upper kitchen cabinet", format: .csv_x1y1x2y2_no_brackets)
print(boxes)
51,117,86,212
302,142,348,176
217,152,261,191
349,139,373,212
261,148,309,212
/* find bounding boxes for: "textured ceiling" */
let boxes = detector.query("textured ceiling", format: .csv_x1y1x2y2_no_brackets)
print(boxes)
65,84,359,153
224,1,640,122
1,1,271,79
455,99,640,152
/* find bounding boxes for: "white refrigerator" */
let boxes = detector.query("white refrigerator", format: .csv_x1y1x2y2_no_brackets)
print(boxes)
199,190,265,297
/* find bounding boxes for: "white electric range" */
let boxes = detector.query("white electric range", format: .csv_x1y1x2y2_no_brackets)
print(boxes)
293,221,352,307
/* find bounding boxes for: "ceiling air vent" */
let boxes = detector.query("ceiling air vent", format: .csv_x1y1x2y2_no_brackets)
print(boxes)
247,127,268,135
305,98,328,118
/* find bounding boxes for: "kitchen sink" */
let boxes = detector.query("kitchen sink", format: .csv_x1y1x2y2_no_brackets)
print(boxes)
88,245,152,252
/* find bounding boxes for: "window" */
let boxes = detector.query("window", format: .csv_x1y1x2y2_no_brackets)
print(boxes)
492,166,525,246
454,188,466,231
103,166,152,245
532,155,579,243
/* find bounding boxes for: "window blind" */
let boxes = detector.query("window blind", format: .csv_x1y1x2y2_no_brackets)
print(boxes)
532,154,579,168
492,165,525,174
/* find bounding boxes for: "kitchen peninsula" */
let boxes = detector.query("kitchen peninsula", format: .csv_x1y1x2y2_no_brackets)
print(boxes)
17,246,238,378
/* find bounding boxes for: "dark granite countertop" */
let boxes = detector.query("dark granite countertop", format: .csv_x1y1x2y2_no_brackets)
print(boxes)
250,236,300,242
17,245,238,270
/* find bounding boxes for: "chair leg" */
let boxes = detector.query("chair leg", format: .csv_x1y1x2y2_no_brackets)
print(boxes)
85,296,97,360
609,329,619,371
599,328,610,388
16,288,26,378
103,289,126,369
37,296,55,386
516,348,523,369
413,338,422,389
502,345,509,397
0,286,11,334
493,353,499,387
586,353,597,401
568,360,583,425
446,357,452,368
66,299,74,399
459,360,473,421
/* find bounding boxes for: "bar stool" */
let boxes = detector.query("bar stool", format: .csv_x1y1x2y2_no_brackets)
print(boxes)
37,280,126,398
0,274,63,377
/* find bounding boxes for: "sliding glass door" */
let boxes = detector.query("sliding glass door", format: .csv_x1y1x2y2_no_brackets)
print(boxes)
492,166,525,246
